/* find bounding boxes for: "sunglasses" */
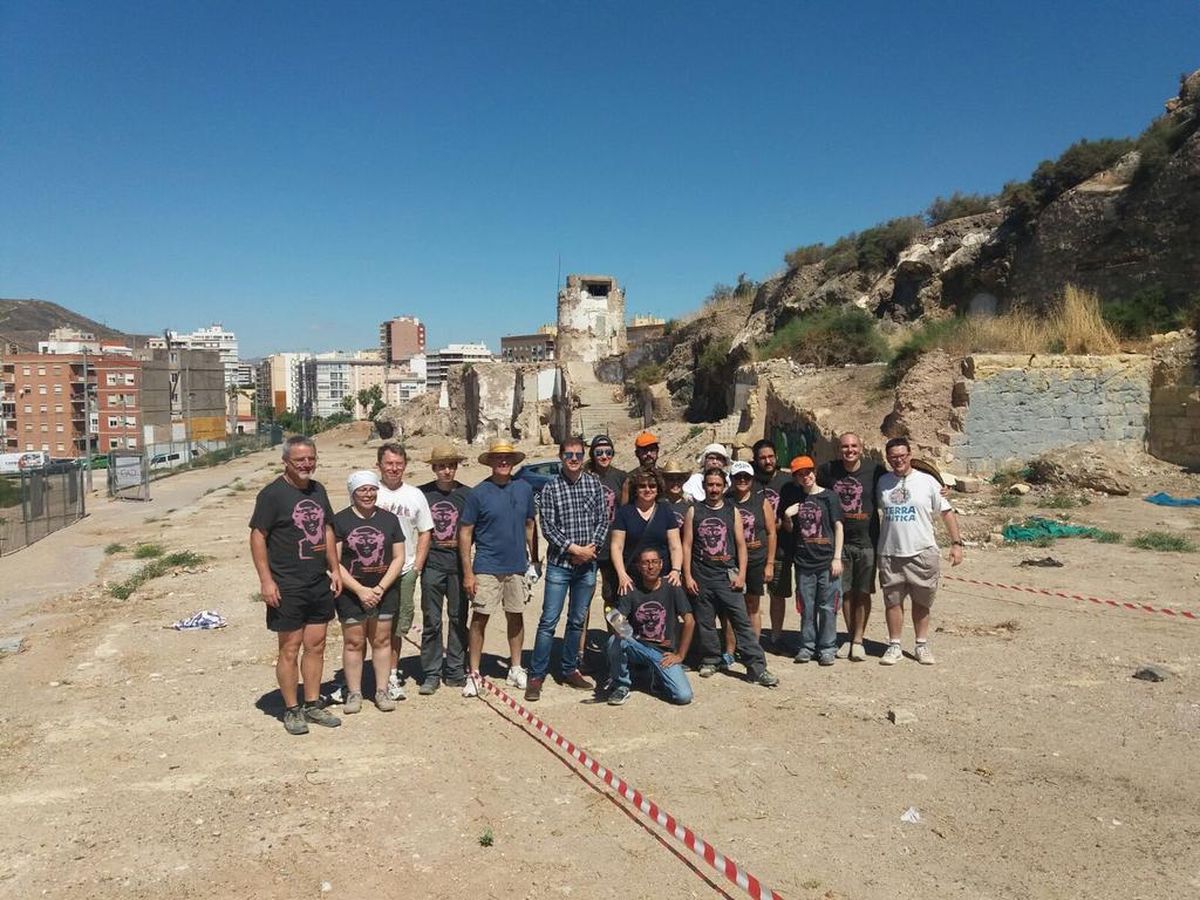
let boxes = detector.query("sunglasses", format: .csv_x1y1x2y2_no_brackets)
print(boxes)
592,449,614,458
562,451,584,460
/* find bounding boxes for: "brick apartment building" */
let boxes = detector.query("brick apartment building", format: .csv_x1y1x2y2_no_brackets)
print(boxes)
1,353,141,458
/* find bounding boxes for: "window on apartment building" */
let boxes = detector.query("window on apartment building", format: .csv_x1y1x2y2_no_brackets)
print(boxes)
24,405,31,414
40,424,48,432
126,437,137,448
125,373,135,385
22,366,31,376
41,443,49,451
53,384,62,394
109,439,120,449
55,404,62,413
52,366,61,375
106,373,118,386
37,366,46,376
108,417,119,428
40,405,47,414
56,443,65,452
56,424,64,433
38,385,46,395
25,443,33,451
24,424,32,431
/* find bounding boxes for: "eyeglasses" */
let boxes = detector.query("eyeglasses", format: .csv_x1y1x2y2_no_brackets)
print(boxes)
795,468,815,476
636,445,659,453
636,483,658,491
592,449,614,458
637,558,663,567
732,474,753,480
562,451,584,460
886,453,910,462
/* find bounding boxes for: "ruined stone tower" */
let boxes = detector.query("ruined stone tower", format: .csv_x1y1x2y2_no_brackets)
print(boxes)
555,274,627,367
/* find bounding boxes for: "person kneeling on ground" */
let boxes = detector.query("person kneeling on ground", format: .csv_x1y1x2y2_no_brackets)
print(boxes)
606,546,696,706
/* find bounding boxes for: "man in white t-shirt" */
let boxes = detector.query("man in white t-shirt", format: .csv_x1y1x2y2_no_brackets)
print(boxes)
376,442,433,699
875,437,963,666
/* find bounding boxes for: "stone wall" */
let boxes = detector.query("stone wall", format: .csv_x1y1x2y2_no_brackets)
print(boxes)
943,354,1149,472
556,274,627,367
1149,331,1200,467
459,362,566,445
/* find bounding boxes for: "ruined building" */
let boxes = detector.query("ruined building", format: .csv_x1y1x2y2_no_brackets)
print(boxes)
555,274,627,368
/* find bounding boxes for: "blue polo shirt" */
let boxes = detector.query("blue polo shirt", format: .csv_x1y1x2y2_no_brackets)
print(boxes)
461,477,536,575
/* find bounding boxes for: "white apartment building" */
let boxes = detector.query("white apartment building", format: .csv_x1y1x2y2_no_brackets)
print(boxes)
426,342,493,390
257,352,304,416
149,323,240,387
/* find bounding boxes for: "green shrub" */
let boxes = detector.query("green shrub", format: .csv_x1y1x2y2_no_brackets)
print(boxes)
759,307,888,368
784,243,829,269
109,551,210,600
0,477,21,509
990,467,1032,489
1129,531,1197,553
925,192,995,226
1102,286,1200,338
133,543,165,559
855,217,925,271
1038,493,1086,509
1092,530,1123,544
997,493,1021,508
628,362,665,389
104,542,126,555
1004,138,1135,225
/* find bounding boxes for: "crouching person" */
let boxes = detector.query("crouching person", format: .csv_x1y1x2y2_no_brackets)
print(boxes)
606,546,695,706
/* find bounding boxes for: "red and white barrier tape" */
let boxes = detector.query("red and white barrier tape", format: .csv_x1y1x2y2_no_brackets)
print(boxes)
943,574,1199,621
477,676,785,900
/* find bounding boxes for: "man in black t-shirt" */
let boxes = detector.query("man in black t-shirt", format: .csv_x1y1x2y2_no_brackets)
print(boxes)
753,439,793,648
606,546,696,706
417,444,472,694
249,435,343,735
817,432,884,662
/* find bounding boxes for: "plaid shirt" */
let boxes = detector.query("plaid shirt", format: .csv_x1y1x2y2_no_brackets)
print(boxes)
536,472,609,568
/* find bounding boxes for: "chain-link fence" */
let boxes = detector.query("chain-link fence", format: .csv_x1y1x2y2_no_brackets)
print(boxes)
0,463,87,556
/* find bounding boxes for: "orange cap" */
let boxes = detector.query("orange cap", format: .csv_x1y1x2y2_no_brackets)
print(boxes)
790,455,816,473
634,431,660,448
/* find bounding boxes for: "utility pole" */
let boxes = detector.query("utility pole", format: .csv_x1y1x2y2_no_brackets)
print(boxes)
81,347,92,492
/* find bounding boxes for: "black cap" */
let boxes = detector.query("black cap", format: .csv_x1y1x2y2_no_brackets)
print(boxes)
590,434,614,452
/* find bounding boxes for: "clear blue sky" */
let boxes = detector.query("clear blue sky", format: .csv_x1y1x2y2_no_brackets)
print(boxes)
2,1,1196,358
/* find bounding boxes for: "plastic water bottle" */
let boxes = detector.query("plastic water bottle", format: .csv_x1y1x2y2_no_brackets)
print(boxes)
605,608,634,639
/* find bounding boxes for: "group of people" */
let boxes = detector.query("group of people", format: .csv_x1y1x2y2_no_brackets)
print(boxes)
249,429,963,735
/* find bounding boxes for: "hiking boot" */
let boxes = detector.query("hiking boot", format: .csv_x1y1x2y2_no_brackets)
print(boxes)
462,673,480,698
283,705,309,735
698,663,717,678
506,665,528,690
525,677,543,702
914,643,936,666
302,703,342,728
343,691,362,714
607,686,631,706
818,654,836,667
835,642,851,659
560,670,594,690
754,669,780,688
793,650,813,664
418,677,440,696
849,643,867,662
444,672,468,687
880,643,903,666
373,690,397,712
387,672,406,701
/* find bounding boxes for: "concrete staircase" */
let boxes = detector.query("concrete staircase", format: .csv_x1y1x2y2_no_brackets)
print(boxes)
574,379,641,438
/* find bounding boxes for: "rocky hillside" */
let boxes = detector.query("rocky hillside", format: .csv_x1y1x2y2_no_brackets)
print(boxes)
0,298,147,351
630,69,1200,424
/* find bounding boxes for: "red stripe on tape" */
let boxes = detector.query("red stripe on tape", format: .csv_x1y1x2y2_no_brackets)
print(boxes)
477,676,784,900
943,574,1199,621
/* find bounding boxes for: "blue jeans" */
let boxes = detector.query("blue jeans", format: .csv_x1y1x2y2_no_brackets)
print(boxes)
607,635,693,704
530,562,597,680
795,567,841,660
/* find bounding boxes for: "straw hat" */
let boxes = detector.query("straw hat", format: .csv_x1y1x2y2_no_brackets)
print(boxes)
477,438,526,466
659,459,690,475
428,443,468,465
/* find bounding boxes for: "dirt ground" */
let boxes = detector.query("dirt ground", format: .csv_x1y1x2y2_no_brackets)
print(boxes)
1,429,1198,899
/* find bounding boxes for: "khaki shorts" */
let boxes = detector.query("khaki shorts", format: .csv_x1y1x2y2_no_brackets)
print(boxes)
472,573,529,616
878,548,941,609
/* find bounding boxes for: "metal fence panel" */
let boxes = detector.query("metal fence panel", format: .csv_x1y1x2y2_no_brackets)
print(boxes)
0,464,87,556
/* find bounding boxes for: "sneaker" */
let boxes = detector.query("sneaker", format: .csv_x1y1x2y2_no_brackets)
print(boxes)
607,686,631,706
880,643,903,666
793,650,813,664
719,652,736,671
506,665,528,690
835,642,851,659
849,643,867,662
283,705,309,735
418,677,440,696
444,674,468,688
754,669,780,687
914,643,936,666
329,682,346,704
698,663,717,678
373,690,397,712
462,673,480,698
387,672,406,702
343,691,362,714
818,654,835,667
524,677,543,702
560,670,594,690
302,703,342,728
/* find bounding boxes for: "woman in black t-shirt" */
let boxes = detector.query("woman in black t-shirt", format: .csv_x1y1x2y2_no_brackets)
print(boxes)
610,470,683,594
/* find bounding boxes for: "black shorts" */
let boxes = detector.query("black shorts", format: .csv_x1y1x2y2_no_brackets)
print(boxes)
336,584,400,625
745,557,767,596
266,581,336,632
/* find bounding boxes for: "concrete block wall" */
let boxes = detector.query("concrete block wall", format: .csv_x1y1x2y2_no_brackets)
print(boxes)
948,354,1149,471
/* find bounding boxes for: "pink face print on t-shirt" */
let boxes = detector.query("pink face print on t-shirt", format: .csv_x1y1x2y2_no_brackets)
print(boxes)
292,498,325,559
430,500,459,543
697,516,729,559
633,599,668,643
798,501,824,541
345,525,386,571
740,507,756,542
833,477,863,514
763,487,780,515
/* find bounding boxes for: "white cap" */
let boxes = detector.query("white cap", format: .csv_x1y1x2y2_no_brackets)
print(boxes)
347,470,380,496
696,442,730,465
729,461,755,478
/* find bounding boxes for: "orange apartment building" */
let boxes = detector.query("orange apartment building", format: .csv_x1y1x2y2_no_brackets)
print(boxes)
1,353,142,458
